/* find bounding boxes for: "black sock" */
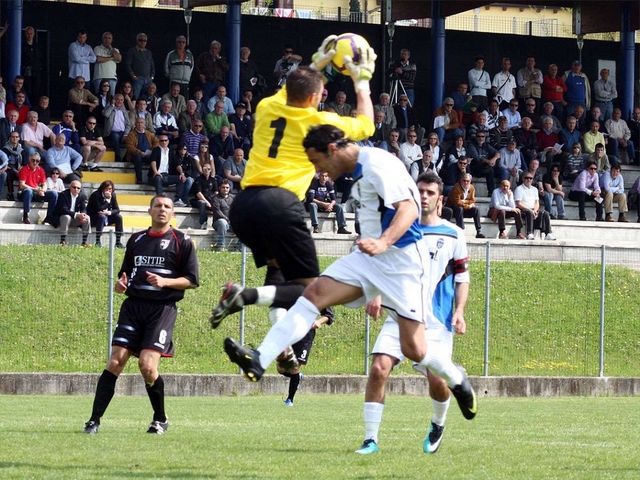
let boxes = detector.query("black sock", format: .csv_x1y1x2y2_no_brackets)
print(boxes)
240,288,258,305
145,376,166,422
90,369,118,423
95,234,102,244
82,233,89,244
287,373,301,401
272,283,306,309
60,235,66,242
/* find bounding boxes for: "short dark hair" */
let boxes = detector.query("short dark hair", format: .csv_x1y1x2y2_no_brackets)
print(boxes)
219,179,230,187
286,67,323,104
416,171,443,195
595,143,605,149
150,194,173,208
303,124,348,154
585,161,598,170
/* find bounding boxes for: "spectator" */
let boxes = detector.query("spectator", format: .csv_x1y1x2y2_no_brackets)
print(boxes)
584,106,605,135
383,128,404,164
52,110,81,154
239,46,262,96
587,143,611,175
18,152,58,225
520,99,541,128
328,91,352,117
2,130,23,200
78,116,106,171
605,108,635,164
410,150,435,182
103,94,131,163
205,100,231,138
501,99,522,130
46,168,65,193
125,117,159,184
68,76,98,124
7,92,30,125
240,89,254,115
482,98,501,130
489,179,523,239
51,180,91,246
306,171,351,234
593,68,617,121
542,163,567,220
400,128,422,171
273,44,301,88
192,163,218,229
558,115,581,157
514,172,555,240
124,33,155,100
441,155,469,196
178,100,201,135
194,140,215,178
583,121,607,156
600,164,628,222
21,111,55,160
451,82,471,113
539,102,562,132
514,117,539,169
87,180,124,248
442,134,466,173
153,100,180,145
499,138,523,189
445,173,486,238
370,110,390,148
537,117,562,168
162,83,187,117
393,94,424,144
468,55,491,112
144,82,161,116
541,64,567,121
7,75,30,108
164,36,193,98
22,26,44,101
195,40,230,102
433,97,463,145
424,132,443,171
182,120,207,157
562,142,584,182
128,98,153,133
229,102,252,155
516,56,543,112
192,87,208,118
94,80,113,128
44,133,83,183
118,81,135,112
175,143,197,183
0,148,7,199
148,135,193,207
393,48,416,106
466,129,503,194
563,60,590,118
570,161,604,221
490,116,515,150
223,148,247,192
491,57,517,109
374,93,397,129
467,112,490,142
68,29,96,86
93,32,121,93
211,179,234,249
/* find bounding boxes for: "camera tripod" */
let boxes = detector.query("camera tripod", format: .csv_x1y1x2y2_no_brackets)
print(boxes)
390,78,410,106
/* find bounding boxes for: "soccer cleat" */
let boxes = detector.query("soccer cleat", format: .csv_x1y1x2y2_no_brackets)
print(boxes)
450,365,477,420
276,346,299,373
224,337,265,382
210,282,245,329
147,419,169,434
284,399,294,407
355,438,379,455
82,420,99,435
423,422,445,454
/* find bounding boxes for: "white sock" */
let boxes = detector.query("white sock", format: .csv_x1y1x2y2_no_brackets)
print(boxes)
418,349,463,388
363,402,384,444
257,296,319,369
255,285,277,306
431,397,450,426
91,163,98,169
268,307,287,325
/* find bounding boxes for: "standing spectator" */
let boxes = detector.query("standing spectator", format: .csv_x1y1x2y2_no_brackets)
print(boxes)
492,57,517,109
18,152,58,225
126,117,159,184
445,173,485,238
21,111,55,160
563,60,590,118
22,26,44,101
124,33,155,100
489,180,523,239
542,163,567,220
87,180,124,247
306,171,351,234
103,94,131,162
68,76,98,124
374,93,397,129
516,56,543,112
93,32,121,93
432,97,463,145
78,116,107,171
593,68,617,121
393,48,416,106
239,46,262,96
164,36,194,98
605,108,635,164
82,194,199,436
195,40,230,102
68,29,96,86
569,161,604,221
2,131,23,200
466,130,502,194
273,44,301,88
541,64,567,122
192,162,218,229
514,172,555,240
600,164,628,222
468,55,491,112
94,80,113,128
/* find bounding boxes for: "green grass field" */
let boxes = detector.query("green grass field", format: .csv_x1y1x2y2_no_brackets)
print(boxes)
1,395,639,479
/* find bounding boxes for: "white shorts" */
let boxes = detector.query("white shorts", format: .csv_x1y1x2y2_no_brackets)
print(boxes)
321,241,429,322
372,317,453,364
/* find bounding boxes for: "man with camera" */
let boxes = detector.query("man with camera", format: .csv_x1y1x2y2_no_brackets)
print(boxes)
388,48,416,106
274,45,302,87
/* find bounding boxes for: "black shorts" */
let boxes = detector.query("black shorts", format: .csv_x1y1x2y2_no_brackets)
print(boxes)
229,187,319,281
112,298,177,357
292,328,317,365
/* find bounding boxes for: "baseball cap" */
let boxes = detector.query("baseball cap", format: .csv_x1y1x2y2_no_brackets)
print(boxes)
235,102,247,109
572,60,581,66
508,138,517,143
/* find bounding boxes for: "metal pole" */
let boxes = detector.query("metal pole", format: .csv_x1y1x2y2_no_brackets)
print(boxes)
238,243,247,375
598,245,606,377
364,313,370,376
107,229,115,362
483,242,491,377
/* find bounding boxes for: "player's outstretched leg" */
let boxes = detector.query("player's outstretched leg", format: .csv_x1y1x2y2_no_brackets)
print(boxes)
449,365,477,420
224,337,265,382
210,282,245,329
424,422,445,454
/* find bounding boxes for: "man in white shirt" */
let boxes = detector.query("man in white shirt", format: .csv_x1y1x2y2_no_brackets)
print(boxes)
514,173,555,240
400,129,422,171
593,68,617,121
605,108,635,164
491,57,517,109
153,100,180,145
93,32,121,93
600,164,628,222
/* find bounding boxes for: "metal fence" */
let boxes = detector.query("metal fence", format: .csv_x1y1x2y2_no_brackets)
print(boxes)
1,230,638,377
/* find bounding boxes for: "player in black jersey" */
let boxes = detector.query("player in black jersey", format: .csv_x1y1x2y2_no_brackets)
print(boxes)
82,194,199,435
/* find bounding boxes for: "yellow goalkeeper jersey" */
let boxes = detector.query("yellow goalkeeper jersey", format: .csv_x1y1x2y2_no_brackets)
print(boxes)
242,88,375,200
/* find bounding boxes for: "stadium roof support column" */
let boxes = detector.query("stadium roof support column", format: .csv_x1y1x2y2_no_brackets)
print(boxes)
6,0,23,84
226,0,241,105
430,0,445,115
619,1,635,120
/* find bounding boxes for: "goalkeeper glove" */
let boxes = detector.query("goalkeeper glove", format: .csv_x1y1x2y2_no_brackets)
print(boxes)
345,46,377,94
310,35,338,72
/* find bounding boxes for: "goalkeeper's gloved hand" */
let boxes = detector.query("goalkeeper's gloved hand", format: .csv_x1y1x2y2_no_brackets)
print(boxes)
310,35,338,72
345,46,377,94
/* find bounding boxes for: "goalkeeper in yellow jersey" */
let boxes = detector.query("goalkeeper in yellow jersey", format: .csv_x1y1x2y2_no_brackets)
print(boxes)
210,36,375,368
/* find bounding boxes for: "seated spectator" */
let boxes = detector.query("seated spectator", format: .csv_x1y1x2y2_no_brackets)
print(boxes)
600,164,628,222
488,179,523,239
175,143,197,184
482,98,501,130
514,117,539,169
144,82,161,116
194,140,215,177
537,117,562,168
374,92,397,129
153,99,180,145
128,98,153,133
628,174,640,222
501,99,521,130
562,142,584,182
442,134,466,173
207,85,234,116
229,102,252,156
629,106,640,161
423,132,443,170
18,152,58,225
410,150,435,182
210,126,234,177
211,179,234,250
7,75,30,107
147,135,193,207
50,180,91,246
538,102,562,132
558,117,581,156
498,138,523,189
102,94,131,162
605,108,635,164
192,163,218,229
582,120,607,156
192,87,207,118
2,131,23,200
0,149,7,200
520,158,545,202
445,173,485,238
583,106,606,135
542,163,567,219
489,116,515,150
44,133,83,183
450,82,471,116
125,117,159,184
327,91,352,117
178,100,201,134
31,96,51,126
182,120,207,157
587,143,611,175
161,82,187,117
317,88,328,111
466,131,504,194
441,155,469,196
0,109,22,148
204,100,230,137
569,161,604,221
78,116,106,171
467,112,490,142
400,128,422,171
87,179,124,247
223,148,247,192
573,104,587,132
240,89,255,115
94,80,113,128
52,110,81,154
383,128,404,164
306,171,351,234
118,81,135,111
68,76,98,124
46,168,66,193
370,110,390,148
21,111,55,161
520,99,540,128
515,172,555,240
393,94,424,144
6,92,30,125
432,97,463,145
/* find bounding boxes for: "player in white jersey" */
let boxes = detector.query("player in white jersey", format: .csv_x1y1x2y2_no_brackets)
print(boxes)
355,171,474,455
223,125,475,417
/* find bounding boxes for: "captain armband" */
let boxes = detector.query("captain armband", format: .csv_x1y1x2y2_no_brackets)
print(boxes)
454,257,469,274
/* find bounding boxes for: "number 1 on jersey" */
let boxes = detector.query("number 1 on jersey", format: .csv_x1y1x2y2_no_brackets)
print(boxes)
268,117,286,158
